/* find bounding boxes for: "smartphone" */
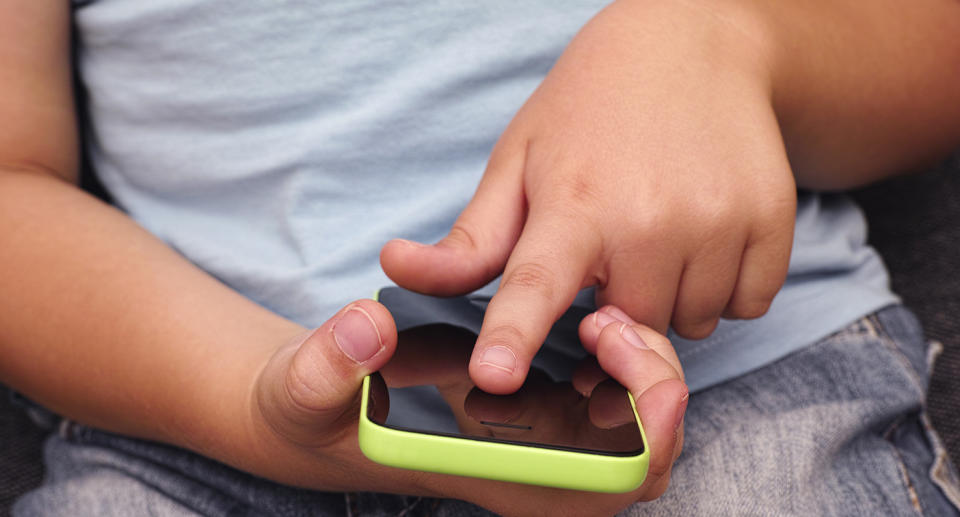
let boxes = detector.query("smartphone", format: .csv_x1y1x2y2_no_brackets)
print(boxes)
358,288,649,493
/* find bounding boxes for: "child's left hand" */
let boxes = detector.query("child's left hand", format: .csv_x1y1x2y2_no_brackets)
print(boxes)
382,0,797,395
246,300,688,515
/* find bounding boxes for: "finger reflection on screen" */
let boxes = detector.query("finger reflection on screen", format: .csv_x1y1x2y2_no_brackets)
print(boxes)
368,324,644,455
587,378,637,430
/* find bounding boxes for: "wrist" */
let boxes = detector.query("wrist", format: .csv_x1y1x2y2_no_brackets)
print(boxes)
609,0,779,91
168,321,307,478
736,0,960,187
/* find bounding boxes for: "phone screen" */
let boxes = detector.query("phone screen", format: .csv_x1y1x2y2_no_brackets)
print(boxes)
366,324,645,456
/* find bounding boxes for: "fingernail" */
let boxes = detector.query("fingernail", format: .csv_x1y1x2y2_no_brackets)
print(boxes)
601,306,635,325
618,323,650,349
593,311,619,330
674,392,689,432
332,307,383,363
478,346,517,374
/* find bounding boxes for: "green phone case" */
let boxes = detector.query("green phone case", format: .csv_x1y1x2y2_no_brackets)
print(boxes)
358,375,650,493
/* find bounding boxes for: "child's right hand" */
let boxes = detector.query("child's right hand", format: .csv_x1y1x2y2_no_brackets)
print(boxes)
242,299,687,516
381,0,798,397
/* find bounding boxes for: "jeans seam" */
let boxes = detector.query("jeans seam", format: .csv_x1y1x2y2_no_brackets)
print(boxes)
884,417,927,517
344,492,356,517
866,314,928,402
860,314,882,340
396,495,423,517
920,413,960,512
58,418,86,442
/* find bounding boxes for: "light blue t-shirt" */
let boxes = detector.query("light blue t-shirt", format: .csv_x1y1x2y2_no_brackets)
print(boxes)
73,0,898,392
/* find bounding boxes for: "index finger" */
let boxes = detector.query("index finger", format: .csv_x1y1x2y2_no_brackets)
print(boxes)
469,208,601,394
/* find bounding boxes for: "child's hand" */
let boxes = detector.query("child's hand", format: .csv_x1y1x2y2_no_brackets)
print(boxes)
242,300,687,515
382,0,796,394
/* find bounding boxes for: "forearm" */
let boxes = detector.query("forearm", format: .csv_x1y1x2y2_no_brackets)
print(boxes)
0,170,304,468
603,0,958,190
757,0,960,188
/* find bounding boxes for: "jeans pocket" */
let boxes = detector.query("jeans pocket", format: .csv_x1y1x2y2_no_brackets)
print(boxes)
885,409,960,516
868,307,936,395
920,411,960,512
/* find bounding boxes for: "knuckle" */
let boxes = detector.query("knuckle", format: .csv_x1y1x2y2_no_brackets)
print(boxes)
637,474,672,501
696,195,738,223
555,171,603,207
751,213,793,248
445,223,481,251
481,322,528,351
283,352,340,415
749,199,797,244
672,299,724,339
647,447,675,479
758,186,798,218
446,224,505,280
533,176,606,224
619,210,669,249
502,261,557,301
673,316,719,340
699,215,744,247
728,297,772,319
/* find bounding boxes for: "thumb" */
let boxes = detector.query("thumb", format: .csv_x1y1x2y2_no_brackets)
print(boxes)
257,300,397,445
594,321,688,500
380,137,527,296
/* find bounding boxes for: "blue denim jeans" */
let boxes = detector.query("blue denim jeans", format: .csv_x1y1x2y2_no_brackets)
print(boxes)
13,305,960,516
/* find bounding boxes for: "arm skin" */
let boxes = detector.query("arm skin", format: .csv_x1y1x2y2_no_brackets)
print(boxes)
0,4,689,513
756,0,960,189
0,3,305,471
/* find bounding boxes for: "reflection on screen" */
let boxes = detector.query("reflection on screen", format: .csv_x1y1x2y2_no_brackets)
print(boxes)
367,325,644,456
